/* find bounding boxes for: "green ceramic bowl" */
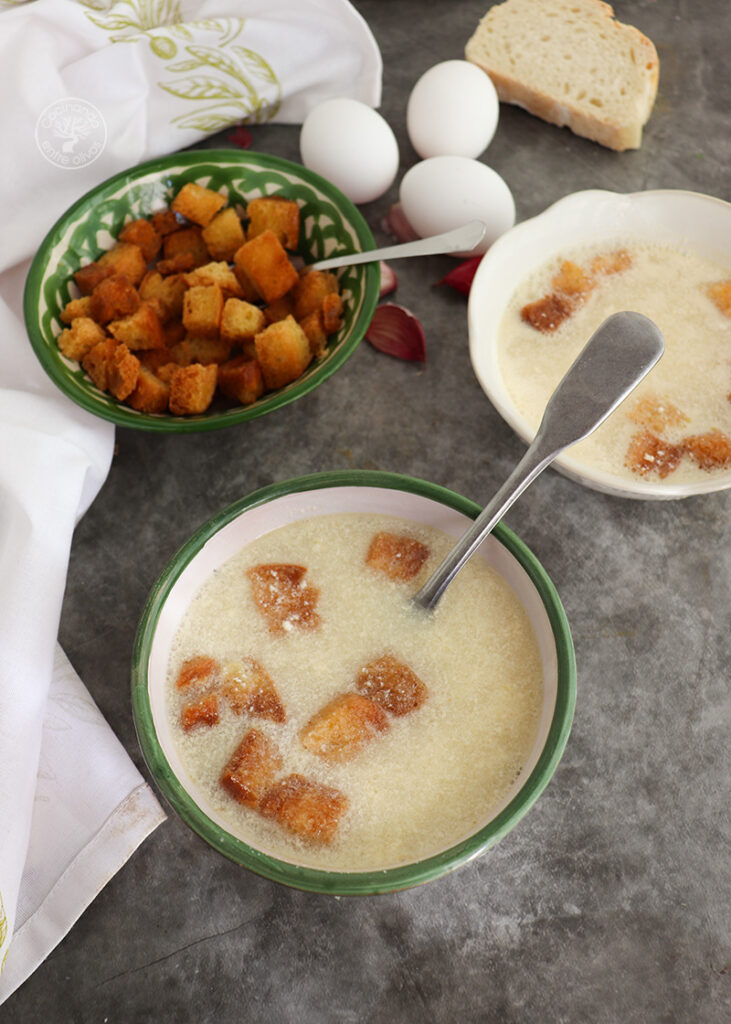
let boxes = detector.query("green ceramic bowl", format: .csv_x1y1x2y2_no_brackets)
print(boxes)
132,470,576,894
24,150,380,432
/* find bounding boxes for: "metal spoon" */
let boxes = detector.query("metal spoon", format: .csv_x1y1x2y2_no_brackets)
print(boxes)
308,220,486,271
413,311,665,612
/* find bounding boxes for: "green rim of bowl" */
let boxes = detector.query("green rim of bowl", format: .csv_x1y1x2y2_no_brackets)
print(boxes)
132,470,576,894
23,150,379,432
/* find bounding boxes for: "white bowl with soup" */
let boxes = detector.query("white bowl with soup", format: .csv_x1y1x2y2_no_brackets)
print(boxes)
132,471,575,894
468,190,731,499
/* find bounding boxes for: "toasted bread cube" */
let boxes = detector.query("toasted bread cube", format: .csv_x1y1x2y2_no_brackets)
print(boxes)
175,654,220,690
246,563,321,635
264,294,296,324
168,362,218,415
57,316,106,361
221,729,283,809
202,207,245,261
625,430,684,478
125,365,170,413
707,280,731,318
551,260,594,298
299,311,328,358
628,394,689,434
366,532,430,581
234,230,298,304
108,302,165,350
107,343,140,401
355,655,428,717
143,297,166,323
172,182,226,227
246,196,300,250
60,295,93,324
300,693,389,763
97,242,147,287
118,218,162,262
182,284,223,338
139,346,178,373
259,774,348,845
322,292,344,334
81,338,118,391
232,262,262,303
520,293,574,333
590,249,632,277
292,270,338,321
254,315,312,390
150,208,183,236
683,430,731,470
74,261,112,296
172,336,232,366
221,298,266,344
181,692,219,732
89,274,140,325
221,658,286,723
157,252,195,275
139,270,186,322
155,362,179,385
162,225,209,269
218,356,265,406
184,261,244,299
163,318,186,346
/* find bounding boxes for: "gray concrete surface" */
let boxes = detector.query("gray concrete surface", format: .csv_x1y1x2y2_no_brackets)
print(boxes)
7,1,729,1021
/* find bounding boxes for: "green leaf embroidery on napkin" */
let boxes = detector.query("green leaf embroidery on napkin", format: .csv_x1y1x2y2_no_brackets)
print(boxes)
78,3,282,131
80,0,183,38
159,75,244,102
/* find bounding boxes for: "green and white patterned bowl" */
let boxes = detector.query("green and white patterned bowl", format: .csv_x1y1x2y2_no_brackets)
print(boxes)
24,150,380,432
132,470,576,894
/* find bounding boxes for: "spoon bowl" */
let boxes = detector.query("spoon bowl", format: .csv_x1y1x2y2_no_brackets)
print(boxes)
413,311,665,611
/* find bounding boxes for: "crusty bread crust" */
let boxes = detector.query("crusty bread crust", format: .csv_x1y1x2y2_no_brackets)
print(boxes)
465,0,659,151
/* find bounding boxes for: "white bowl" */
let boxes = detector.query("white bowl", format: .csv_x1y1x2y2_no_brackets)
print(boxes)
468,189,731,500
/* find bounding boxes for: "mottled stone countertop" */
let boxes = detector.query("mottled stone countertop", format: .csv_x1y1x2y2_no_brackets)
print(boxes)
8,2,729,1021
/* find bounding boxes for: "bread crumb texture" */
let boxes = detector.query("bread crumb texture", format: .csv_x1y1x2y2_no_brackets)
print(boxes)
465,0,659,150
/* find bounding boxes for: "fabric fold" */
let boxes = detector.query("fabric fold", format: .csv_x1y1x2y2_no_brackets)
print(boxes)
0,0,381,1000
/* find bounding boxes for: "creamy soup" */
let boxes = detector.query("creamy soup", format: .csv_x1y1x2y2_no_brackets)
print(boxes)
499,242,731,484
166,513,544,872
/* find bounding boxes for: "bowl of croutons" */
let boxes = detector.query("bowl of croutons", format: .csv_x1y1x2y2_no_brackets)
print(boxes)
132,469,575,893
24,150,380,431
468,189,731,499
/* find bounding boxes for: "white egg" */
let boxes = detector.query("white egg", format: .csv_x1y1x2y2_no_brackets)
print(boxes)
407,60,499,160
399,156,516,255
299,98,399,205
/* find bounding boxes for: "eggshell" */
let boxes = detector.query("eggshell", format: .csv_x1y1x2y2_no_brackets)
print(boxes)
407,60,500,160
399,156,516,255
300,98,399,205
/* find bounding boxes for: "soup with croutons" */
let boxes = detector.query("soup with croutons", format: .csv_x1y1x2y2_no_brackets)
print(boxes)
166,513,544,871
499,242,731,484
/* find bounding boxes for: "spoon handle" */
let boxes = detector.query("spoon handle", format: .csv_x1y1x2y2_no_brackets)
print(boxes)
413,441,555,611
413,311,665,612
308,220,486,271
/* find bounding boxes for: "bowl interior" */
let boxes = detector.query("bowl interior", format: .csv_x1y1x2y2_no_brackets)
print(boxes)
24,150,380,432
468,189,731,499
132,471,576,894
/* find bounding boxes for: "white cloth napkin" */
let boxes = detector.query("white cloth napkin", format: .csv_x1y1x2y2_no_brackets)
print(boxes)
0,0,381,1002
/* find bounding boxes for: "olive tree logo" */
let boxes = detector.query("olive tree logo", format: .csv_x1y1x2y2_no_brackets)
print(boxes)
35,97,107,170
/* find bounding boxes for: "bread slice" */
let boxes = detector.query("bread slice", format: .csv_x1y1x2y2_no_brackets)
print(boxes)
465,0,659,151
